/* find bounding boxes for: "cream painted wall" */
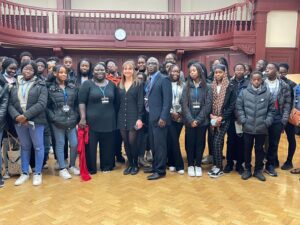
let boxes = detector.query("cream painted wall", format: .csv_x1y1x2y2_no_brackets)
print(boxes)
266,11,298,48
9,0,56,8
71,0,168,12
181,0,243,12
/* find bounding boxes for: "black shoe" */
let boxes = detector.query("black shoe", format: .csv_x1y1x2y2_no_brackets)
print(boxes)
281,161,293,170
0,175,4,188
223,164,233,173
236,165,245,175
144,167,154,173
265,166,278,177
241,170,252,180
254,170,266,181
131,166,139,175
116,155,126,164
123,167,132,175
147,172,165,180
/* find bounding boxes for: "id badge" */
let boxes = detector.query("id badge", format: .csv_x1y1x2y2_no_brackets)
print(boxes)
62,105,70,113
101,97,109,104
192,102,200,109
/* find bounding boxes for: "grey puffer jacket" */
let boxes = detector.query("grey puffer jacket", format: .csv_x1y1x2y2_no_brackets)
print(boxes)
236,84,275,135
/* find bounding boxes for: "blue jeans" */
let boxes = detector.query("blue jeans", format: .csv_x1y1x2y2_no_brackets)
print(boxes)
52,125,77,169
0,129,4,173
15,124,45,174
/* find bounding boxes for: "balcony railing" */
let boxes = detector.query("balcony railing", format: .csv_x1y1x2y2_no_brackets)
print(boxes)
0,0,254,38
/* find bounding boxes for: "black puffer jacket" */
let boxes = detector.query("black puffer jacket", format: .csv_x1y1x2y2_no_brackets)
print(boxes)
219,83,237,122
276,79,291,126
236,84,275,135
0,78,9,129
8,76,48,125
47,80,79,129
181,81,212,127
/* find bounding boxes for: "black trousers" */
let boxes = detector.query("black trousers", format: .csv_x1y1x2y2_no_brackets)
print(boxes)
243,133,266,171
167,121,184,170
120,129,138,167
114,129,123,158
226,120,244,166
285,122,296,162
137,126,148,158
185,125,207,167
266,122,283,167
207,128,213,156
87,130,115,173
148,121,168,175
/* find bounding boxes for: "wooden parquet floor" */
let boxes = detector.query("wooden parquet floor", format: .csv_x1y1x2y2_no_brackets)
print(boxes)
1,132,300,225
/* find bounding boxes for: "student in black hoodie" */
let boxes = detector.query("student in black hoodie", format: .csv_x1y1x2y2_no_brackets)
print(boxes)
63,56,76,84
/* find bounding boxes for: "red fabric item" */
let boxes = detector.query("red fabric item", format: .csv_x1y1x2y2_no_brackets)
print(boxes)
77,126,91,181
106,74,121,86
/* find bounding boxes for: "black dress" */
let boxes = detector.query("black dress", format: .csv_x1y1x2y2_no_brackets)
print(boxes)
78,80,119,132
117,83,144,130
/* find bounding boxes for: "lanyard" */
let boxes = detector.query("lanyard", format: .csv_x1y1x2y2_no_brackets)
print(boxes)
21,80,31,99
194,87,199,102
99,85,107,97
63,88,68,104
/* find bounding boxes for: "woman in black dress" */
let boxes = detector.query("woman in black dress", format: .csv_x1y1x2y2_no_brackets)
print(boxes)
118,60,144,175
78,62,119,174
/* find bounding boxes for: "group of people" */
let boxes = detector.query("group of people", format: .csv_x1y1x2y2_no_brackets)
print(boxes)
0,51,299,188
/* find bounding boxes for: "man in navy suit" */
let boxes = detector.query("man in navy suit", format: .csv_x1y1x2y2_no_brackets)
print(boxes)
144,57,172,180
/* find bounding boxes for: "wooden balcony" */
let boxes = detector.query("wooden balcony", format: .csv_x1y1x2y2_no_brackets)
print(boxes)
0,0,256,53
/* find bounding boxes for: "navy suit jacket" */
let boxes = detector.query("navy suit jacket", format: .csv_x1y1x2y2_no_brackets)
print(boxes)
148,72,172,125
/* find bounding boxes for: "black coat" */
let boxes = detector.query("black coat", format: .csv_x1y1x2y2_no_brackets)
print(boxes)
236,84,275,135
117,82,144,130
218,83,237,122
181,81,212,127
0,78,9,129
8,77,48,125
47,80,79,129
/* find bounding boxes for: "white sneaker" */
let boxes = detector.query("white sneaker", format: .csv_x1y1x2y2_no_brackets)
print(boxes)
33,174,42,186
188,166,196,177
69,166,80,176
59,168,72,180
177,170,185,175
15,174,29,186
169,166,176,172
3,170,10,179
195,166,202,177
208,166,217,175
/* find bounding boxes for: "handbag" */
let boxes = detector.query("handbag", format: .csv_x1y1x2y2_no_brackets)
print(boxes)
5,132,21,176
288,87,300,127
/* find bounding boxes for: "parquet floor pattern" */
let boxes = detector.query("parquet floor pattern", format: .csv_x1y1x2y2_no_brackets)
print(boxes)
1,132,300,225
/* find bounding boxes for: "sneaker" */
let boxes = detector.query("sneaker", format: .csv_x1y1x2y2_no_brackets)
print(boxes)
223,164,233,173
195,166,202,177
209,168,224,178
281,161,293,170
254,170,266,181
188,166,196,177
69,166,80,176
59,168,72,180
241,170,252,180
33,174,42,186
265,166,278,177
207,166,217,175
0,176,4,188
3,170,10,179
15,174,29,186
202,155,213,165
169,166,176,172
177,170,184,175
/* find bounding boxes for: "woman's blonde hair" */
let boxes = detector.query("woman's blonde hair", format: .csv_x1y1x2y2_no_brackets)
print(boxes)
119,60,140,89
